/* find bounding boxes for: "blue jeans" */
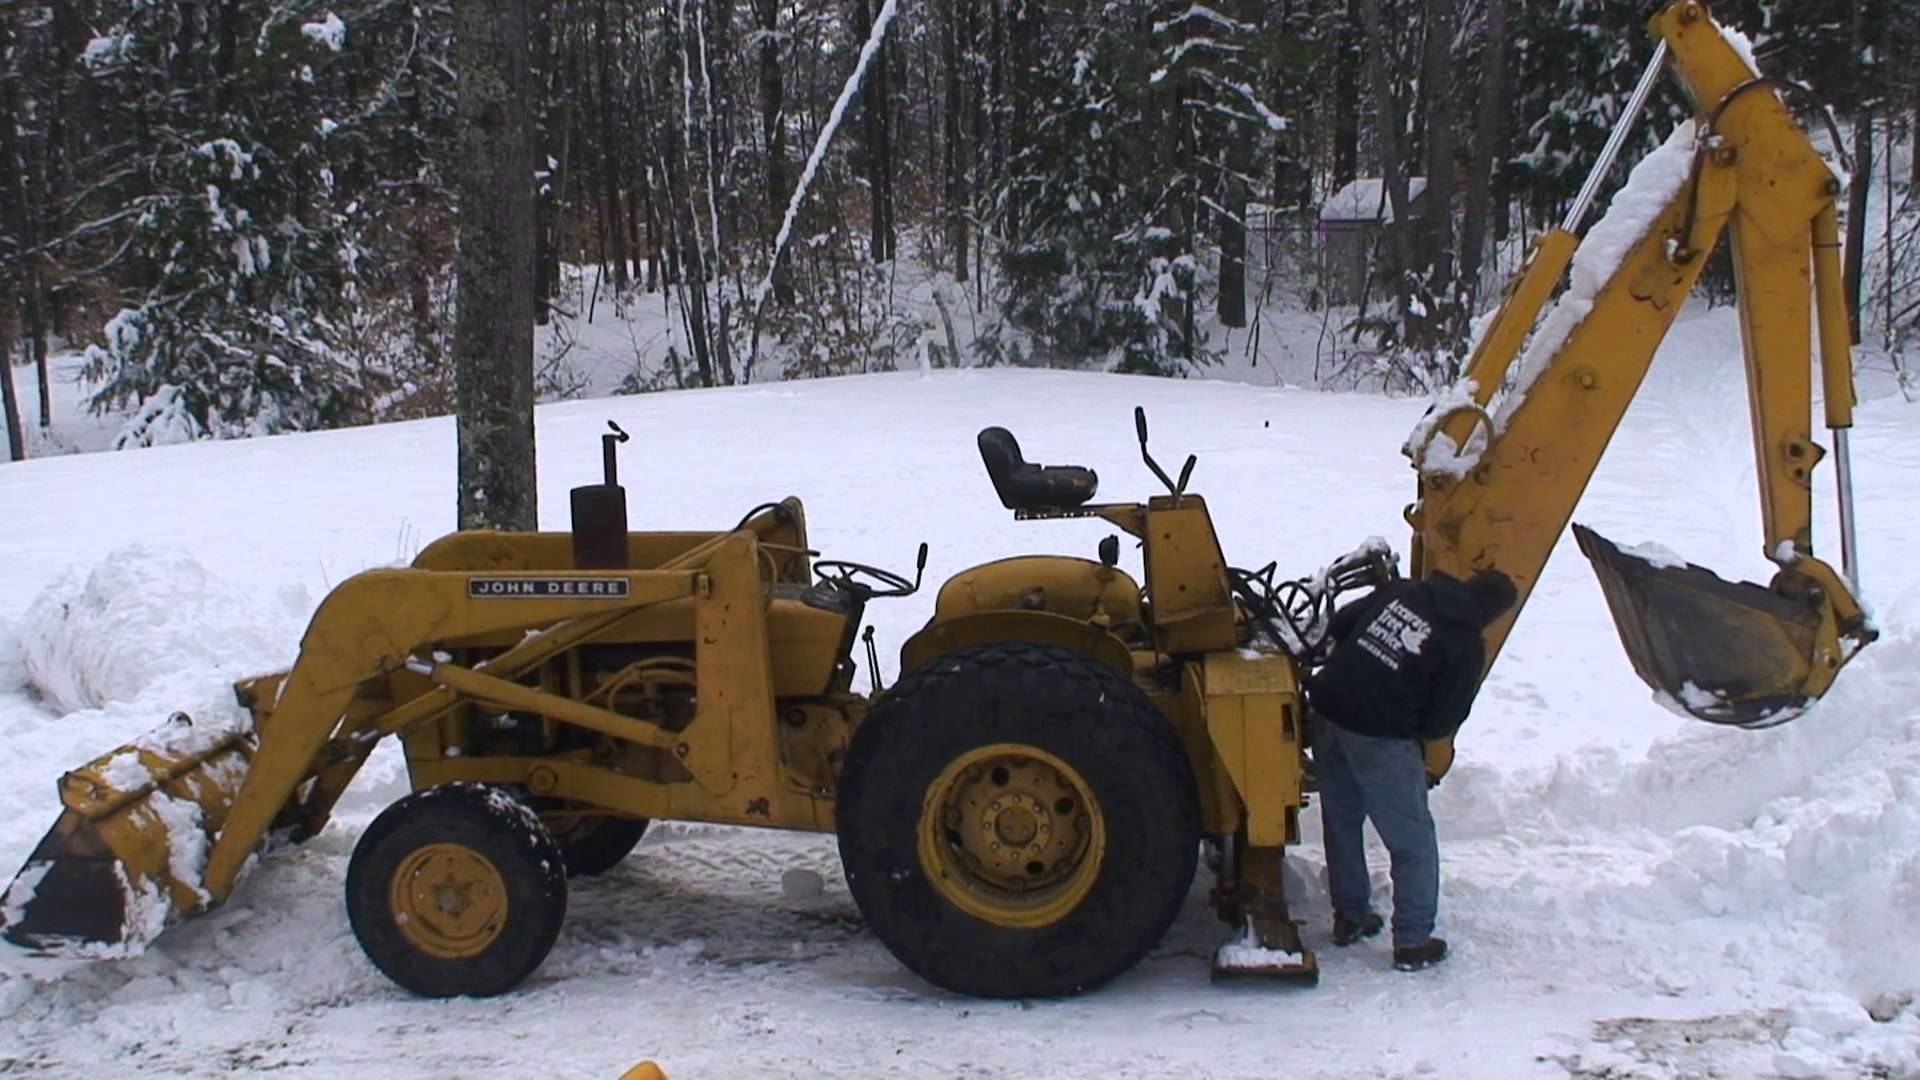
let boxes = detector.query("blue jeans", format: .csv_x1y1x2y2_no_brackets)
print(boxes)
1312,712,1439,946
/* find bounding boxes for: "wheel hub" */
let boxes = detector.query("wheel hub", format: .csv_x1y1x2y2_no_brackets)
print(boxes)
390,843,509,959
918,744,1106,929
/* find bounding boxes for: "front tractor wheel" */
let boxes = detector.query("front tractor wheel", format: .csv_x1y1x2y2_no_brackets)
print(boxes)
836,642,1199,998
346,783,569,997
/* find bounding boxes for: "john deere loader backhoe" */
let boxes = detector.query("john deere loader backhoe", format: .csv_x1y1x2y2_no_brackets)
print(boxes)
0,1,1877,998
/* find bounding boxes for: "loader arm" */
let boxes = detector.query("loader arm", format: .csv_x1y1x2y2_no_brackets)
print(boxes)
1,525,787,958
1407,1,1872,736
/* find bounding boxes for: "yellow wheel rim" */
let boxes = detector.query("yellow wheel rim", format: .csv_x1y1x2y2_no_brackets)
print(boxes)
917,743,1107,930
389,843,509,959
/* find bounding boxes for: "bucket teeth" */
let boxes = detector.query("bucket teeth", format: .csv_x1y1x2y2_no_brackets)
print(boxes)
1575,524,1822,728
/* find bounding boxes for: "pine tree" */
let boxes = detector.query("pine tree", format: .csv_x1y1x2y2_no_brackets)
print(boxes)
75,4,437,446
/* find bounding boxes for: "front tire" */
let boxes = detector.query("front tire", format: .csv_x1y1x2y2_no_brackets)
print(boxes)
836,641,1199,998
346,783,569,997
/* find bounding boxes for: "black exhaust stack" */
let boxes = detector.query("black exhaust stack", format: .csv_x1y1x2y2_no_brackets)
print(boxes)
571,421,631,570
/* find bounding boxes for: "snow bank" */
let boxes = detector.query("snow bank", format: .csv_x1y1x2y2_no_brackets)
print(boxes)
0,614,23,694
1441,628,1920,1016
0,363,1913,1077
19,547,304,714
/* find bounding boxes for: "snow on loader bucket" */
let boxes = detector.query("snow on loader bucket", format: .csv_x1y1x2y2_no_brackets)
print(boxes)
1575,524,1868,729
2,715,253,958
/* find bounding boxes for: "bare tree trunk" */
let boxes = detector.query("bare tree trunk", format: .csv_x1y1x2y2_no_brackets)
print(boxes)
1844,0,1871,342
856,0,896,262
1417,0,1456,348
1217,168,1249,328
1360,0,1416,334
1459,0,1507,313
942,0,969,282
23,268,49,429
756,0,794,302
1843,111,1871,343
454,0,539,532
1217,106,1250,328
531,0,559,323
1333,0,1360,190
1,291,23,463
596,0,631,291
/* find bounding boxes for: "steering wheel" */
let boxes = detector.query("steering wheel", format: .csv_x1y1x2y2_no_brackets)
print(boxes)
813,558,917,598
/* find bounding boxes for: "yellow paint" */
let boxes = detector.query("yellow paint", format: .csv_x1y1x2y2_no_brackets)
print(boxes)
1198,652,1303,848
389,843,508,960
1411,1,1871,727
916,743,1107,930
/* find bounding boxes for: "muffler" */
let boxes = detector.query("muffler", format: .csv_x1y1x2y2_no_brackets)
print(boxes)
1,714,254,959
1574,524,1845,729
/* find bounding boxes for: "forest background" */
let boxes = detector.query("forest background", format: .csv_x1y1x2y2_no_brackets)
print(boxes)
0,0,1915,456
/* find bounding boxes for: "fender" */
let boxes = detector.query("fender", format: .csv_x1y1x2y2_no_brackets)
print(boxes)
900,609,1134,680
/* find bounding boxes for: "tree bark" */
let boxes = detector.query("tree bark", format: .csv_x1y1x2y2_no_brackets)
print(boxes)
1332,0,1360,190
1,291,23,464
756,0,794,301
595,0,631,291
454,0,539,532
1843,0,1870,343
531,0,559,323
1459,0,1507,312
856,0,897,262
1417,0,1456,345
941,0,969,282
1360,0,1416,335
1843,111,1870,343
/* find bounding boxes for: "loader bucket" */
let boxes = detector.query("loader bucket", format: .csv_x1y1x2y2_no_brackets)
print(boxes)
1,713,253,959
1574,524,1824,728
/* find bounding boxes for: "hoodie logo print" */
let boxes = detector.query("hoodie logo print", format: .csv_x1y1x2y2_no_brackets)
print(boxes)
1355,599,1431,672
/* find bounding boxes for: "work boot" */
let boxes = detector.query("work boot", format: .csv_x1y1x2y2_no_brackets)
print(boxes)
1331,910,1383,947
1392,937,1448,972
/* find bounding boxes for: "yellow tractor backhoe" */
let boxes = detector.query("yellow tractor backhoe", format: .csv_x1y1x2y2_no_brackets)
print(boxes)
0,0,1876,998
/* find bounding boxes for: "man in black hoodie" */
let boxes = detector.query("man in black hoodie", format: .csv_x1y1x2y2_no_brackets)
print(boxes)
1305,568,1517,971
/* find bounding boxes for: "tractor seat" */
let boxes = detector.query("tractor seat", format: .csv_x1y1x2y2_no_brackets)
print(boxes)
977,427,1099,512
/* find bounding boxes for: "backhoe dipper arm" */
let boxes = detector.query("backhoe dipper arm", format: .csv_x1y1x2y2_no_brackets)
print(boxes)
1406,1,1871,730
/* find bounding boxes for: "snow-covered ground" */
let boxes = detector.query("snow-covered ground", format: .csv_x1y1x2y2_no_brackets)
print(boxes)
0,303,1917,1078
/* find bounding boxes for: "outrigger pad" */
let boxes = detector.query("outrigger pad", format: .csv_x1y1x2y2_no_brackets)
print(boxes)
977,427,1099,512
1211,927,1320,985
1575,524,1821,728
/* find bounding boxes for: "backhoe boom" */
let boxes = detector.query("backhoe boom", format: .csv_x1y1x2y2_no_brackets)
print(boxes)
1407,0,1872,734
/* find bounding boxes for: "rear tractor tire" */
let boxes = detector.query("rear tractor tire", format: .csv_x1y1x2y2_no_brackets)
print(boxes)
538,802,650,878
836,641,1199,998
346,783,569,997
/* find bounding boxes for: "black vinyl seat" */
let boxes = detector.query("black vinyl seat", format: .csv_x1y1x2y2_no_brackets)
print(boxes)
977,427,1099,512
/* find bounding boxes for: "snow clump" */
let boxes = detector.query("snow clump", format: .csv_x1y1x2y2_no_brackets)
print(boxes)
19,547,300,714
301,13,346,53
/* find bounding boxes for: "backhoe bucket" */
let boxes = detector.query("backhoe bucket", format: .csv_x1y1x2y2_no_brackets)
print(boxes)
1,713,254,960
1574,524,1825,728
